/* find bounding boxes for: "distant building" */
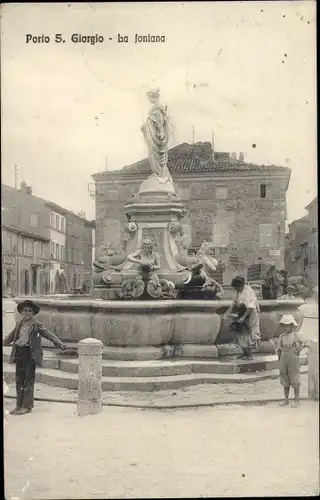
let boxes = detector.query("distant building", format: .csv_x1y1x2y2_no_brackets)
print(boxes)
284,197,318,285
284,216,309,277
305,197,318,284
92,142,290,285
1,183,95,296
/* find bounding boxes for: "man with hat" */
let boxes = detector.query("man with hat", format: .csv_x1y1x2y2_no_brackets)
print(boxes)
276,314,309,407
3,300,65,415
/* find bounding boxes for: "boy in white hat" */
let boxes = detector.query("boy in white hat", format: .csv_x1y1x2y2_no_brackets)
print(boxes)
277,314,308,407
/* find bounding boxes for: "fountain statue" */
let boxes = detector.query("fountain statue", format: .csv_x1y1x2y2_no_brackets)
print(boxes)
92,88,192,299
141,88,172,186
12,86,305,376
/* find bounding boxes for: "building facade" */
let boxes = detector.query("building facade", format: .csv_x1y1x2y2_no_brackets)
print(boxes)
92,142,290,285
305,197,318,285
65,210,95,292
285,197,318,284
1,182,95,296
284,216,310,277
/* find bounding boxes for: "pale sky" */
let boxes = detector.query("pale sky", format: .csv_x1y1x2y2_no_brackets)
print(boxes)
1,1,317,223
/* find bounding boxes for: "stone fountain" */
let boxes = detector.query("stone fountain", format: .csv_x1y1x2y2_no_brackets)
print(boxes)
9,88,306,390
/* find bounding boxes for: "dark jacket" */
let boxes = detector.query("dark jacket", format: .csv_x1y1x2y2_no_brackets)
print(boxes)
3,319,64,367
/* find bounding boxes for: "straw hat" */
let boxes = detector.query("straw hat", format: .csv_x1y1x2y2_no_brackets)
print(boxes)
278,314,297,326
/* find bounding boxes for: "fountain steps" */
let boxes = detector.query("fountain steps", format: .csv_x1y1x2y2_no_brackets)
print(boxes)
2,348,308,392
2,362,309,392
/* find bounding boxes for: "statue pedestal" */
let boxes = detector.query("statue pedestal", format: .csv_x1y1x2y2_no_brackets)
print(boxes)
123,175,190,285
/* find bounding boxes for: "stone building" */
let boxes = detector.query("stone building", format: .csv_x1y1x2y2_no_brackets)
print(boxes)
305,197,318,285
64,209,96,292
2,183,51,296
92,142,290,285
284,216,309,277
285,197,318,284
1,182,95,296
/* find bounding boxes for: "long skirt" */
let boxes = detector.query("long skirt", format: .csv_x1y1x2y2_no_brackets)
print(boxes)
234,307,260,349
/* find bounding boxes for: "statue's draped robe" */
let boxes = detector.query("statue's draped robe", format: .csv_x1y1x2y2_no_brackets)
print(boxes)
142,103,172,184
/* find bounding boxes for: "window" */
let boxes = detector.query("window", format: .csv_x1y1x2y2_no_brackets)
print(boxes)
21,238,27,255
56,243,60,261
50,242,54,258
51,213,55,229
213,224,229,246
30,214,38,228
259,224,273,247
61,218,65,233
6,269,12,287
216,187,228,200
260,184,267,199
61,245,65,261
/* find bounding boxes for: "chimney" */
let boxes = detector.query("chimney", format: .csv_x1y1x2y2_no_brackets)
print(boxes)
211,130,215,160
239,152,244,162
20,181,27,193
231,152,237,160
26,186,32,195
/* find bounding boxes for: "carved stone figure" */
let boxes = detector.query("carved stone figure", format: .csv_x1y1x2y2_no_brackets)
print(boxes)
93,245,126,272
141,88,172,184
117,239,177,299
127,238,161,284
194,241,219,286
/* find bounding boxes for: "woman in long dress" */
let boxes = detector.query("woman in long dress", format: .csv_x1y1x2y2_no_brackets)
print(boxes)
228,276,261,359
141,88,172,184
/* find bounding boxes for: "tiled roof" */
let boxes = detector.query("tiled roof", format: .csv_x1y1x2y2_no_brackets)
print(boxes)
288,215,309,226
305,197,317,211
120,142,287,175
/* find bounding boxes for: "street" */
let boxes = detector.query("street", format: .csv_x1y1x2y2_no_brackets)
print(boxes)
4,399,319,499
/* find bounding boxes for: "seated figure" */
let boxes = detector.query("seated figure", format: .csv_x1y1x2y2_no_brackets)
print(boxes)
192,242,223,294
126,238,162,296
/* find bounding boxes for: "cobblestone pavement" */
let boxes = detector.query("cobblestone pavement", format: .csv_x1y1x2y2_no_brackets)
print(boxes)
4,399,319,499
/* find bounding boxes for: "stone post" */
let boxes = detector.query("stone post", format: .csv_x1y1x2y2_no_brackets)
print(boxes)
308,339,319,401
77,338,103,416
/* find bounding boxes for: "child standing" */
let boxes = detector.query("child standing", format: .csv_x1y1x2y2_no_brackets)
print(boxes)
277,314,308,408
3,300,65,415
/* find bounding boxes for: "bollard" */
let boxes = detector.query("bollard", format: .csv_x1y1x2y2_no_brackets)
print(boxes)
308,339,319,401
77,338,103,416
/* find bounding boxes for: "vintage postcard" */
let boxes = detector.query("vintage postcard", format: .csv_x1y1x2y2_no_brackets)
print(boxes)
2,1,318,499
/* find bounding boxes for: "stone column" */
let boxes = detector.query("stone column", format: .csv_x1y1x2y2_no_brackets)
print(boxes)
308,339,319,401
77,338,103,415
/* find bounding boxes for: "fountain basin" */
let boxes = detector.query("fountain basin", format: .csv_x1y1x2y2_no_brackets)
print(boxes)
13,297,304,360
